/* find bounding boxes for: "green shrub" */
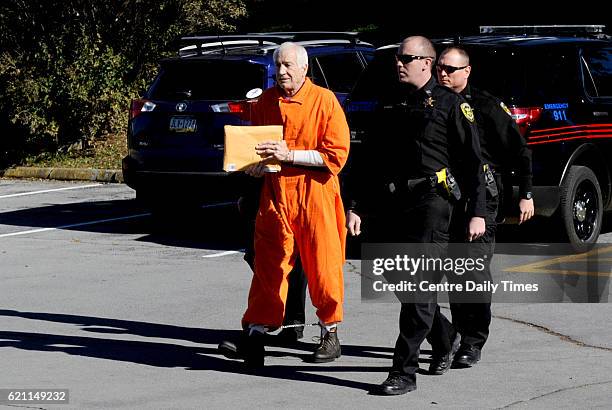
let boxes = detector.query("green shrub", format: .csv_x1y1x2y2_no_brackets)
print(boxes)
0,0,247,166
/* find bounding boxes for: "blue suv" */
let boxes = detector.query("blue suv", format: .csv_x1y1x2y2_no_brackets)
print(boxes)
122,32,374,205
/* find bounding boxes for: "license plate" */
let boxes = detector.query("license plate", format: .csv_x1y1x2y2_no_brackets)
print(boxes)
169,116,197,132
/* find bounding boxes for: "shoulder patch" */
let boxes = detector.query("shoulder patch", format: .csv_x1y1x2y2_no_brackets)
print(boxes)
460,102,475,123
500,101,512,117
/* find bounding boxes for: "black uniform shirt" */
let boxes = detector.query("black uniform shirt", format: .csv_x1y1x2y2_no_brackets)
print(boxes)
355,76,486,218
462,84,533,196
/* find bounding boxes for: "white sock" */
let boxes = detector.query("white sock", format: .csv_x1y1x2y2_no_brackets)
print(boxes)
248,324,265,336
319,321,337,335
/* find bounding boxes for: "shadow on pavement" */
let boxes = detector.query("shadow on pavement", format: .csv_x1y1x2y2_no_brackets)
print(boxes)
0,198,248,251
0,309,403,393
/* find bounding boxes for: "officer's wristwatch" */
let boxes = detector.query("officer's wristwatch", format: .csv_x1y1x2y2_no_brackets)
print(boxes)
521,191,533,200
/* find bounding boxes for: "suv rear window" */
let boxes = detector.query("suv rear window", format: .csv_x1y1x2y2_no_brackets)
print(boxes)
314,53,366,93
349,49,398,101
149,60,265,101
582,46,612,97
465,46,580,104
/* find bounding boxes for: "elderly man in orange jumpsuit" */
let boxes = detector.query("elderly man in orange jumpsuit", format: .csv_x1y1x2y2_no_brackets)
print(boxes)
237,42,350,368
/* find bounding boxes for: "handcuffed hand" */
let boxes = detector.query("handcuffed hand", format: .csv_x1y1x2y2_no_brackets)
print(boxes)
255,140,293,163
243,162,269,177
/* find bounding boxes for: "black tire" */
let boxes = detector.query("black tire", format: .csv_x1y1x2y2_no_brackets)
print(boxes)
558,165,603,252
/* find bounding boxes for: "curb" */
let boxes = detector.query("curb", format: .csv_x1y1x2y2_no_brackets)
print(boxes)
0,167,124,183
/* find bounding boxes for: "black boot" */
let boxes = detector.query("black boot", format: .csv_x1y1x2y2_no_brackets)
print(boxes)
452,344,481,368
375,372,417,395
311,328,341,363
243,330,265,369
218,339,244,360
429,333,461,375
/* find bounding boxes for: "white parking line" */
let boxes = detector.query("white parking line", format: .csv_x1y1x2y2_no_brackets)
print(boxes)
0,199,234,239
0,183,102,199
0,213,151,238
201,201,236,209
202,250,243,258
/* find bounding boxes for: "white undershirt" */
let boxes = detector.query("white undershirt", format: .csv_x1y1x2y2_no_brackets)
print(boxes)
292,150,325,167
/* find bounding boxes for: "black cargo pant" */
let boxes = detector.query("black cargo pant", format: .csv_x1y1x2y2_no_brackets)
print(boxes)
431,184,499,350
386,185,457,379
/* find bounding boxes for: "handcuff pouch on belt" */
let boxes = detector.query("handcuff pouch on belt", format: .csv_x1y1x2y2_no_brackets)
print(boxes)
483,164,498,197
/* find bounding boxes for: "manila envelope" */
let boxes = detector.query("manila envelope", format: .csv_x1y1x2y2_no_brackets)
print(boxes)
223,125,283,172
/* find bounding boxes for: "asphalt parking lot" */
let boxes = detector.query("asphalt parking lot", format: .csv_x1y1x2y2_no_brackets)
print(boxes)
1,179,611,409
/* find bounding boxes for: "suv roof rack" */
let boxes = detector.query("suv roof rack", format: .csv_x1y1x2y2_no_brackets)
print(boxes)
177,34,290,57
251,31,362,43
176,32,366,57
479,25,606,36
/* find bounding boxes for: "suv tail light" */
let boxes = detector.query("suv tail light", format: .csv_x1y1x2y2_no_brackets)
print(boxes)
210,101,245,113
130,99,156,119
509,107,543,135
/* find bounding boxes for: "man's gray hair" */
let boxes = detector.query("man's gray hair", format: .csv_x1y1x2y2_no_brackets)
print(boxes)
273,42,309,68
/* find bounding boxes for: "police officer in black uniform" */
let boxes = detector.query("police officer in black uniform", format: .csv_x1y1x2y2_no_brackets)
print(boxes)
431,46,534,368
346,36,486,395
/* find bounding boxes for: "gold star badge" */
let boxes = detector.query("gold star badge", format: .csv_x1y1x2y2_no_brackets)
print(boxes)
424,96,435,108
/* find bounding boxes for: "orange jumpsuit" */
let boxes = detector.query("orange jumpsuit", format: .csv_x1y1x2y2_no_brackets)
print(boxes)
242,78,350,328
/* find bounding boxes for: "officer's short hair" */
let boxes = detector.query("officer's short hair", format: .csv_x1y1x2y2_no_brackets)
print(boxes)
440,46,470,65
400,36,436,61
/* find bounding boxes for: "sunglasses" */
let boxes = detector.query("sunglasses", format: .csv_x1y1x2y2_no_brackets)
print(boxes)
395,54,433,64
436,64,468,74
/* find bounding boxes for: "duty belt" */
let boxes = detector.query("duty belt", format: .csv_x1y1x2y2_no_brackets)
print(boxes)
387,176,437,193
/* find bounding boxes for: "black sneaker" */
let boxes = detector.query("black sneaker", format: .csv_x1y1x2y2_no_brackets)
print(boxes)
311,329,341,363
452,344,481,368
375,372,417,396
